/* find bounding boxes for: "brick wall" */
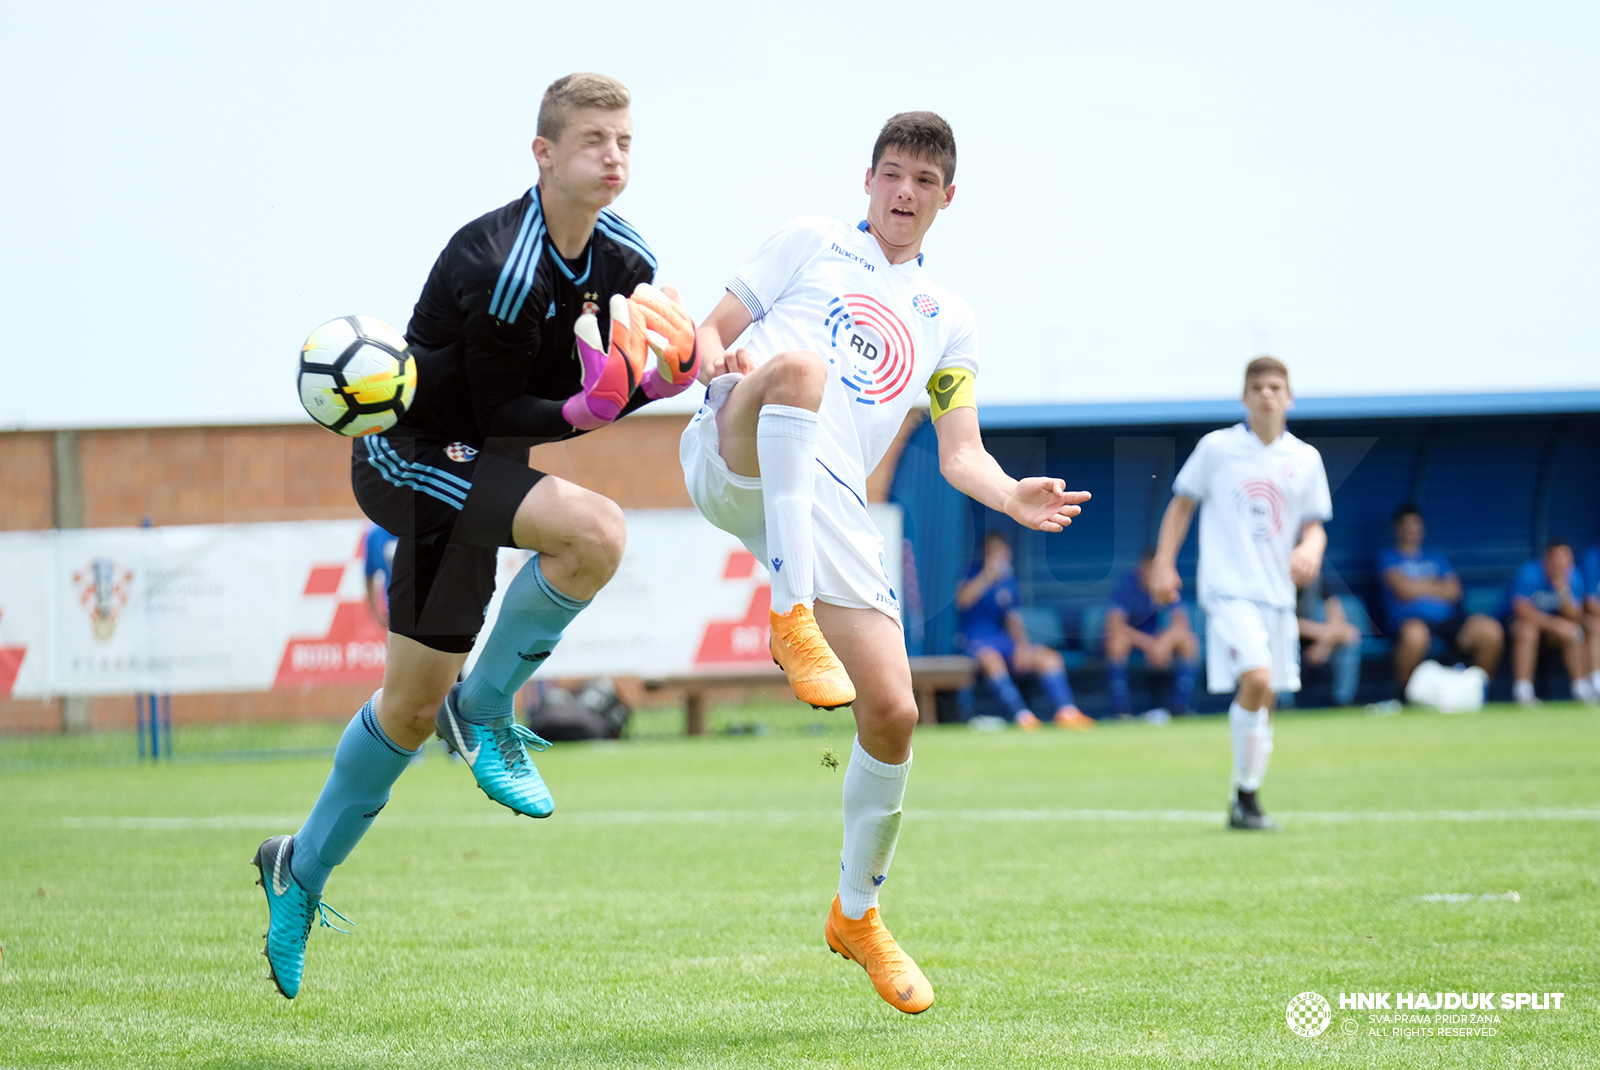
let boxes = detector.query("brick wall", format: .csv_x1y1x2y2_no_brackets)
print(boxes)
1,409,921,733
0,432,55,530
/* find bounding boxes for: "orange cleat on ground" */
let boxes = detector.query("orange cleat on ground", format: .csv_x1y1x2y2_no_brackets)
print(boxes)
1016,710,1042,730
1053,706,1096,730
824,895,935,1014
770,604,855,710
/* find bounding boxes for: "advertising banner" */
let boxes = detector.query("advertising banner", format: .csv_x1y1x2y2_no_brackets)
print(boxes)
0,506,901,696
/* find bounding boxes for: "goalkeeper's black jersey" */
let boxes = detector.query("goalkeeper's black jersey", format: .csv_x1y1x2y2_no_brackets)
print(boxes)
393,186,657,448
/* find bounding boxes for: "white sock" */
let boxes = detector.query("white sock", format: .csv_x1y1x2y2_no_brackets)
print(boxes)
839,736,910,920
1590,670,1600,694
755,405,818,614
1575,677,1598,703
1229,701,1272,793
1513,680,1535,703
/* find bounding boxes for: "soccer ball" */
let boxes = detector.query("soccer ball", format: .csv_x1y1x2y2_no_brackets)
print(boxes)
297,316,418,436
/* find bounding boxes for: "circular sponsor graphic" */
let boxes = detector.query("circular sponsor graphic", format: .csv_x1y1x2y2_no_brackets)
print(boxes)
1286,992,1333,1038
912,293,939,318
1233,477,1286,540
823,294,916,405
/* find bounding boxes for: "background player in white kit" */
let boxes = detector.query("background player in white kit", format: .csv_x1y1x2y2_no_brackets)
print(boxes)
1148,357,1332,831
680,112,1090,1013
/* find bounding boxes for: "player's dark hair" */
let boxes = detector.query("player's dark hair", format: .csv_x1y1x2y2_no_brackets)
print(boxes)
538,73,630,141
872,112,957,186
1244,355,1290,392
1546,537,1571,554
1393,502,1423,524
983,529,1011,549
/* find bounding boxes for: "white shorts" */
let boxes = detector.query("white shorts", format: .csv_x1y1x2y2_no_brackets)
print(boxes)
679,374,901,623
1204,597,1301,694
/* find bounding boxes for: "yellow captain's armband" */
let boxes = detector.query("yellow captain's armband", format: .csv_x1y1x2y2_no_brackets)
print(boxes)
927,368,976,420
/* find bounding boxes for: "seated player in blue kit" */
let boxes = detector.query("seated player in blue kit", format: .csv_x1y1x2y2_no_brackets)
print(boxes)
1506,540,1596,706
955,531,1092,729
1377,504,1502,694
1104,549,1199,718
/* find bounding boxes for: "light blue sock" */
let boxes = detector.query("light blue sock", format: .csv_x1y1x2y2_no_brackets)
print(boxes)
1039,668,1076,710
987,671,1030,719
1108,660,1132,715
457,553,588,724
291,695,416,895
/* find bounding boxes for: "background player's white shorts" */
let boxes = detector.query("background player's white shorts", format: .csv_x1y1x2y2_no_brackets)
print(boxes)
1203,596,1301,694
680,375,902,624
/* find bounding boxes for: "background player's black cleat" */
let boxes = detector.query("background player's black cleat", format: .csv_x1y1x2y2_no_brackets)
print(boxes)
1228,789,1278,831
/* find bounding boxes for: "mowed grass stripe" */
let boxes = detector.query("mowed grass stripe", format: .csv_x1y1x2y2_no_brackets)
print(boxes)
52,806,1600,830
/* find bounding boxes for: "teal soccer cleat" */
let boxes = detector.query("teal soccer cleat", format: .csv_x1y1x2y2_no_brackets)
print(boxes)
435,684,555,818
251,835,349,999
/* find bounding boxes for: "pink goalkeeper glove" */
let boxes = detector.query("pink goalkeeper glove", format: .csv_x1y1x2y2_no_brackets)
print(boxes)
561,294,647,430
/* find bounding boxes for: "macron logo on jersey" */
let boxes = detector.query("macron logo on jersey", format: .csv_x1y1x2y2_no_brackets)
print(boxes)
829,243,875,272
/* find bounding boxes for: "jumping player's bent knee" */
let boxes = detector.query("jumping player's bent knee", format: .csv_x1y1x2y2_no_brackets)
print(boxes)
760,350,828,409
578,497,627,578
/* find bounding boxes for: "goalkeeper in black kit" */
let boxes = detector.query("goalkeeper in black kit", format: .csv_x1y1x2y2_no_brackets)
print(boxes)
250,71,700,999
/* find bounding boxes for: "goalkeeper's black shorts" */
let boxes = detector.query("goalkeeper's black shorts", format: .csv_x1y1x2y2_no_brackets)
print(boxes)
351,434,543,653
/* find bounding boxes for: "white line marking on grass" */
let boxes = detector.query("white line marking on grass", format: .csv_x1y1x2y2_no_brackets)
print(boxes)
1416,892,1522,903
56,808,1600,830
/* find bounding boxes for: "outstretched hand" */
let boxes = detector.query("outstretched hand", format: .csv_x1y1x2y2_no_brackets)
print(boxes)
1005,478,1091,533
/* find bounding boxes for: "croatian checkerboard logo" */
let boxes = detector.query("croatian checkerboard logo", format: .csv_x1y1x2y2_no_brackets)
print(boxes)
912,293,939,318
1286,991,1333,1037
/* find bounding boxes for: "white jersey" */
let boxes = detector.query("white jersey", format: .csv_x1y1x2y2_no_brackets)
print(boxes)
729,216,979,500
1173,423,1333,610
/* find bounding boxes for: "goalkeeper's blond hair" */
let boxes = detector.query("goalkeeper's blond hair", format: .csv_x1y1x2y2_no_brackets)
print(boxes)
537,73,630,141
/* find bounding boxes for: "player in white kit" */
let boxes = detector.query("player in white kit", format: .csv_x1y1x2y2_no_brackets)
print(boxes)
680,112,1090,1012
1148,357,1332,831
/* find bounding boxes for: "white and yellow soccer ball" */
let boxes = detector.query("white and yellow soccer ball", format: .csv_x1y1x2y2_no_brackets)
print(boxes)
297,316,418,436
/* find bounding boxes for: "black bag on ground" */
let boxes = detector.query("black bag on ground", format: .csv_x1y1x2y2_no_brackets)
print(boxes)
524,678,630,741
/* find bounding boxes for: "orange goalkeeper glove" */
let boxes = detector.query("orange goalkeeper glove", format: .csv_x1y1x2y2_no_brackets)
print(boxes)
629,283,701,400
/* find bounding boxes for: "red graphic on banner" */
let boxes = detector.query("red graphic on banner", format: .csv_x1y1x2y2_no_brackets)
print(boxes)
303,566,345,595
0,646,26,695
274,549,388,688
695,550,771,664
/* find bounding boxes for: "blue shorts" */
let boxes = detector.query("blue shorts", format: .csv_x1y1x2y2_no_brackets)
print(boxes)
963,629,1016,666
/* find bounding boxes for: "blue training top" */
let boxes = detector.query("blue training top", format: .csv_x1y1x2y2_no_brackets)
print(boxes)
1504,558,1585,617
1376,546,1459,628
1110,569,1161,635
958,563,1019,643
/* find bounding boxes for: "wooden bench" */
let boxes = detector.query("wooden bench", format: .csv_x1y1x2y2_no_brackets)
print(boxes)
642,655,975,735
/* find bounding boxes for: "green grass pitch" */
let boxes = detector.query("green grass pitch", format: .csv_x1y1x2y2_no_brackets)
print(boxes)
2,704,1596,1068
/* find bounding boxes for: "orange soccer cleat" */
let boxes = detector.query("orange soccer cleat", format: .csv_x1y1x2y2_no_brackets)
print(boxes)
770,604,855,710
824,895,935,1014
1053,706,1096,731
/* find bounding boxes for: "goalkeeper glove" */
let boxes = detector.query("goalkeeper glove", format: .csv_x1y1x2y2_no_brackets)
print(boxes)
560,294,647,430
628,283,701,400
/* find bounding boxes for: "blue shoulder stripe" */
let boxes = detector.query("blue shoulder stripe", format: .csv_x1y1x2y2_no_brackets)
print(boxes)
504,227,546,323
595,214,657,272
489,190,544,322
599,208,649,245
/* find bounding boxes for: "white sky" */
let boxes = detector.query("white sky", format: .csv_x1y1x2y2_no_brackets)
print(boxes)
2,1,1596,430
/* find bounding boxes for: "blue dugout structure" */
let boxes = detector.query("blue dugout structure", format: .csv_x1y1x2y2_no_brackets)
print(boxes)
889,391,1600,713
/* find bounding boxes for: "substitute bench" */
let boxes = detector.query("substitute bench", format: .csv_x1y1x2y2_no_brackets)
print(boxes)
642,655,975,735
